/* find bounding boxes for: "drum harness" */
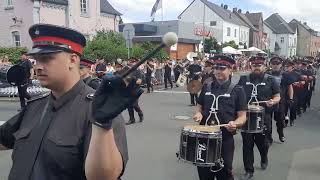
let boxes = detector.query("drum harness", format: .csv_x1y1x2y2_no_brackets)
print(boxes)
246,75,267,105
204,82,236,172
245,75,268,134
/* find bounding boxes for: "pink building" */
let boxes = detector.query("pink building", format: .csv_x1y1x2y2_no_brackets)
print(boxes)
0,0,121,48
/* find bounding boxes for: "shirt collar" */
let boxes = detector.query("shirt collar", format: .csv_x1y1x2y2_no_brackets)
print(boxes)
212,79,231,89
50,80,85,110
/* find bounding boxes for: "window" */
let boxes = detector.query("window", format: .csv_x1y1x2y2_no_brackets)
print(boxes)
227,27,231,36
210,21,217,26
234,29,237,37
12,31,20,47
80,0,88,15
6,0,13,6
280,37,284,43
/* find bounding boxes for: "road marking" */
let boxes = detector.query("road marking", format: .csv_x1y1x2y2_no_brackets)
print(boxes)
153,90,189,94
0,121,6,125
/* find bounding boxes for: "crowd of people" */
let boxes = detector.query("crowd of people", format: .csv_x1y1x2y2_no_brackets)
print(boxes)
0,23,319,180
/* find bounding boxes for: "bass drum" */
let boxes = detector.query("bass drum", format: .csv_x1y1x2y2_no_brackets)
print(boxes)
176,73,187,87
0,65,27,86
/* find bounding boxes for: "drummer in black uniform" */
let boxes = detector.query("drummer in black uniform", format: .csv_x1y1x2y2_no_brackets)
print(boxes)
194,55,247,180
266,57,288,142
80,57,101,89
0,24,131,179
188,57,202,106
238,56,280,180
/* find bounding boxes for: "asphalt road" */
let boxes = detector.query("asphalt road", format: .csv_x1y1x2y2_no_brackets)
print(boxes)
0,73,320,180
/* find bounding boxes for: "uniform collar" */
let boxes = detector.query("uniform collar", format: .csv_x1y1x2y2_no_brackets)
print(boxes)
212,79,231,89
51,80,85,110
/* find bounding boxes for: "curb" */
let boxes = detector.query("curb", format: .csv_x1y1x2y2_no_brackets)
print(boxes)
0,97,19,102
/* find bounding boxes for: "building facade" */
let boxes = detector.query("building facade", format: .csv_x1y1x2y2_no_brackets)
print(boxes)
178,0,250,46
119,20,204,60
0,0,121,48
264,13,297,57
289,19,320,57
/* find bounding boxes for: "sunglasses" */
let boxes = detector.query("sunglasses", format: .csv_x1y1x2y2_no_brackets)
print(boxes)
213,66,228,70
271,62,281,65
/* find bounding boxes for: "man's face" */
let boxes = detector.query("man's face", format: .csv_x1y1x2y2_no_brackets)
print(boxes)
21,54,27,60
284,65,293,72
251,64,265,74
33,52,78,89
79,67,90,78
214,65,231,81
270,61,282,71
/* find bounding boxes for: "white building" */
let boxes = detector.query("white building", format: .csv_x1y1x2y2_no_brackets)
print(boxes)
0,0,121,48
178,0,250,46
264,13,297,57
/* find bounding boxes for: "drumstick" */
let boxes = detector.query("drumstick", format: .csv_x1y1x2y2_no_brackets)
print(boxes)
252,101,269,104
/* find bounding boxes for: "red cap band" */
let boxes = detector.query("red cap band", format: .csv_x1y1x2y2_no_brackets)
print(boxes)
32,36,84,55
214,60,233,66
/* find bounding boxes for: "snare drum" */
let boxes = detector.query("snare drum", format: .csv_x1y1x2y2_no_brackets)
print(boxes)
241,105,265,133
179,125,223,167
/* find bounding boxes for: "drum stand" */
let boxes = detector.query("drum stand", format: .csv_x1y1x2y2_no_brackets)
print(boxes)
204,92,231,172
246,82,266,105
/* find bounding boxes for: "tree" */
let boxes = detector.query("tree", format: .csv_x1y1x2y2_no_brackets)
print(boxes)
83,30,168,62
0,47,28,64
204,37,222,54
204,37,214,53
222,40,238,49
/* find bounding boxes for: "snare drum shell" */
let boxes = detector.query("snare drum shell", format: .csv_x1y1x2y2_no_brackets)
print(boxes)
179,128,223,167
241,106,265,133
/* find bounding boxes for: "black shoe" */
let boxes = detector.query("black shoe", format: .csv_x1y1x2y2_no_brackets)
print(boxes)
261,159,268,170
279,136,286,142
139,115,144,122
240,172,253,180
290,120,294,126
126,119,135,125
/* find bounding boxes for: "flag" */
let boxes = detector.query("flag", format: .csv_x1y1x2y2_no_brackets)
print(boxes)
150,0,162,17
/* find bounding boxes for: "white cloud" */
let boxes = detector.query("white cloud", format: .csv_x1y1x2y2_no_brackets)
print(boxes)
108,0,190,23
251,0,320,30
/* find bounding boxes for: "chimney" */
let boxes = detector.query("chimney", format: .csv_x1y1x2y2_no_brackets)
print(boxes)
246,11,249,14
238,9,242,13
221,4,223,7
224,5,228,9
233,8,238,13
304,22,307,25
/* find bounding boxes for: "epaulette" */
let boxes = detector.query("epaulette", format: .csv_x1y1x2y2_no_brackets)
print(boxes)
86,93,94,100
26,92,50,104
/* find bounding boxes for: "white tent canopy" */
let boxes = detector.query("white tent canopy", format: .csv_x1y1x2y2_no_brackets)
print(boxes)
248,47,267,54
222,46,242,55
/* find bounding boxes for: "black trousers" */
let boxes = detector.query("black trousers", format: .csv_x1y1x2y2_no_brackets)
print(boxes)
174,71,180,82
17,84,31,108
197,135,235,180
306,89,313,108
242,113,271,173
164,74,173,89
190,93,198,105
127,99,143,121
146,76,153,92
271,106,285,138
295,88,304,115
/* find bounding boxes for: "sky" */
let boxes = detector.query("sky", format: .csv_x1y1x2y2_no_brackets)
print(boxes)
108,0,320,31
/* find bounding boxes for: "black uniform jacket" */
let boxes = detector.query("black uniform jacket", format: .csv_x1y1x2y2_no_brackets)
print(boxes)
0,80,128,180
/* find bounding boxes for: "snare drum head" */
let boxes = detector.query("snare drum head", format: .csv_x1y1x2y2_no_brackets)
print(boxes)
248,105,264,112
183,125,220,133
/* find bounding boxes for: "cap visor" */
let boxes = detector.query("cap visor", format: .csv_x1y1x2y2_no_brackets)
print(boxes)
27,47,63,55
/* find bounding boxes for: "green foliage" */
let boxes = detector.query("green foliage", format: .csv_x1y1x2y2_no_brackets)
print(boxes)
222,40,238,49
204,37,222,53
83,30,168,62
0,47,28,64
